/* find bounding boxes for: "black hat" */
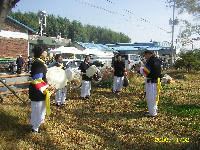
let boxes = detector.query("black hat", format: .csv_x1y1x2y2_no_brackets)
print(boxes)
116,54,121,58
144,50,152,54
55,54,62,61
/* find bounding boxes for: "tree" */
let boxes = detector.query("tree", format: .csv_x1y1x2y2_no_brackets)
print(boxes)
176,0,200,15
0,0,20,30
7,11,131,43
176,0,200,45
174,50,200,72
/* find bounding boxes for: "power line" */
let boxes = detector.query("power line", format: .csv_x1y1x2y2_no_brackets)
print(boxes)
73,0,170,39
106,0,168,32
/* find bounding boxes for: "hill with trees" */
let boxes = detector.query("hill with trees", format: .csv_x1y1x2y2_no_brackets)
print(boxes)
8,10,131,44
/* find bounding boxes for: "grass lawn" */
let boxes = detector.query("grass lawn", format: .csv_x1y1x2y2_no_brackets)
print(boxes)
0,69,199,150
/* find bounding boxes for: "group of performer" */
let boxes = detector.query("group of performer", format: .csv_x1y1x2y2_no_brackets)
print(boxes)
29,44,161,133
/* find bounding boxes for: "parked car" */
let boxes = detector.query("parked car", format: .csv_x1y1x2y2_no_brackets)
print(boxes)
48,59,83,74
48,59,82,69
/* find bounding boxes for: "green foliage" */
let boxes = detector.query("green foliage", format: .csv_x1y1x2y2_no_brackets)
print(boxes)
176,0,200,15
174,50,200,71
8,10,131,43
98,76,113,88
175,0,200,46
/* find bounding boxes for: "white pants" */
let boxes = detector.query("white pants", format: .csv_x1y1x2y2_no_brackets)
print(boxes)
146,82,158,116
113,76,124,92
30,101,46,132
55,87,67,105
81,80,91,97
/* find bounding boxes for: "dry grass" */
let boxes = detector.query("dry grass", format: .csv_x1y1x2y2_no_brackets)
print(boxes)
0,69,199,150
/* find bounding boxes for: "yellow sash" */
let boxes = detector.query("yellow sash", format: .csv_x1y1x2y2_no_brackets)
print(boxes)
43,89,51,115
156,78,162,105
59,63,63,69
31,58,45,67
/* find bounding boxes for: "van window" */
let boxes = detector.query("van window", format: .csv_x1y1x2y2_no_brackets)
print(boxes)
130,55,140,61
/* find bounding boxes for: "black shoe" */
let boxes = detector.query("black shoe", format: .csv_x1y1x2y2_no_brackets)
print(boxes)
56,103,61,107
86,96,90,99
82,97,86,100
31,129,38,133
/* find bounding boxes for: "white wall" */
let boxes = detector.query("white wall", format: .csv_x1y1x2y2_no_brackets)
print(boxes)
0,30,28,40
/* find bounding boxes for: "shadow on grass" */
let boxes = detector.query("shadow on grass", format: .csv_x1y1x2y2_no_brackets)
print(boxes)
0,109,60,150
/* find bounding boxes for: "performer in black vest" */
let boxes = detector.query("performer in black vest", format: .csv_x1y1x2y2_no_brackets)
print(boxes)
53,54,67,107
29,44,54,133
112,55,127,93
140,50,162,117
79,55,92,100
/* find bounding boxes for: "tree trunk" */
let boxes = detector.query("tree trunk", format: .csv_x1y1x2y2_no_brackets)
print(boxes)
0,0,20,31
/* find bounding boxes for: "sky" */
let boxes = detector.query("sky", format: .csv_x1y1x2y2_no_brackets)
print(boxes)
12,0,200,49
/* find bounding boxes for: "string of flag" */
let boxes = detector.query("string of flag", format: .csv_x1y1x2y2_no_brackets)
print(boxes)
73,0,171,40
106,0,168,32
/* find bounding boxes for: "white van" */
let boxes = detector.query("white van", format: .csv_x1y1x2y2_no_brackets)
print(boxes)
89,55,113,67
111,54,142,70
124,54,142,70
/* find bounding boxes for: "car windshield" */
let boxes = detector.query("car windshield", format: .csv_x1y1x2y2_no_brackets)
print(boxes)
48,60,82,68
66,61,82,68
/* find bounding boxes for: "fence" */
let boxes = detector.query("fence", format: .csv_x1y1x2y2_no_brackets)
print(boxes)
0,73,30,103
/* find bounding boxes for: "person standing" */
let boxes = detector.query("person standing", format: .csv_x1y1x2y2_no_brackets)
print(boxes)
79,55,92,100
29,44,54,133
27,56,32,73
140,50,162,117
112,55,127,93
53,54,67,107
16,55,24,74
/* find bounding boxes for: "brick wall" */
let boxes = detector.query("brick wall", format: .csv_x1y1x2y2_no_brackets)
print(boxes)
0,37,28,60
0,18,29,61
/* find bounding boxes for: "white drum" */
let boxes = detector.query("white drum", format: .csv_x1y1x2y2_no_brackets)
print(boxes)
86,65,96,77
65,68,75,82
46,66,68,89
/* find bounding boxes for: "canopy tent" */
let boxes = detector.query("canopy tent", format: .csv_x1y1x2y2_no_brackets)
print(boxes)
48,46,85,54
83,48,112,56
48,47,113,59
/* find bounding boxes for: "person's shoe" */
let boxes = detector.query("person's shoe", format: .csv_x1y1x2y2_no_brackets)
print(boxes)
82,97,86,100
145,114,157,117
56,103,61,107
31,129,38,133
86,96,90,99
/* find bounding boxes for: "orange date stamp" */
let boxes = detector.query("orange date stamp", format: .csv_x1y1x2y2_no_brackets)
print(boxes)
155,137,190,143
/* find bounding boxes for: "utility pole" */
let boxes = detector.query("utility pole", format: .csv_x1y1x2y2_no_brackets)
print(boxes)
38,11,47,36
170,0,176,68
